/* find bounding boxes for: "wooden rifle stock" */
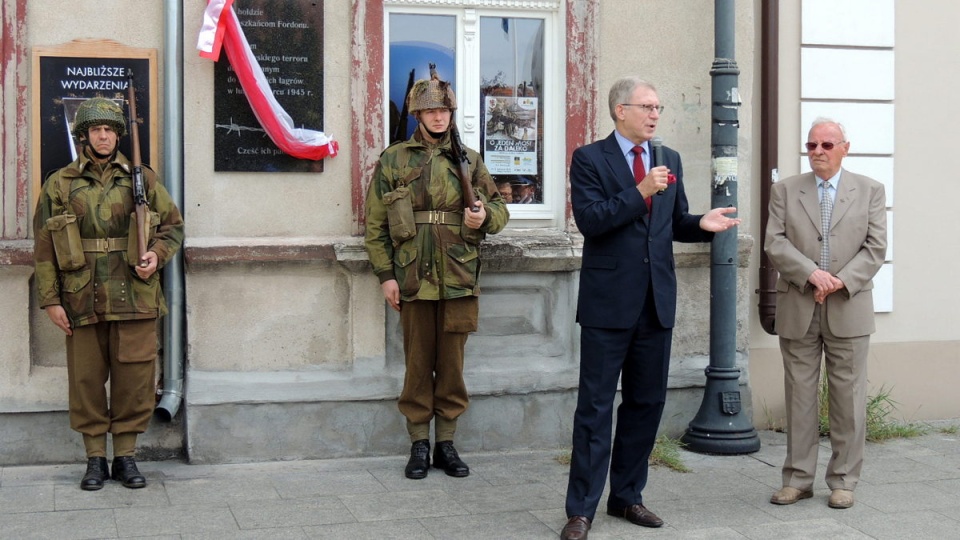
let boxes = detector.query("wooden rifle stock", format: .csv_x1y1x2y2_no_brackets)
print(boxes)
449,124,480,213
127,72,148,267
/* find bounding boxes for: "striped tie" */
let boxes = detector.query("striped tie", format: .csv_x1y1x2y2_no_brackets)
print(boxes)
820,181,833,270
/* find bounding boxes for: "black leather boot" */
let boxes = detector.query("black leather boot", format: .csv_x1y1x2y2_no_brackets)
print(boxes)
111,456,146,489
80,457,109,491
433,441,469,477
404,439,430,479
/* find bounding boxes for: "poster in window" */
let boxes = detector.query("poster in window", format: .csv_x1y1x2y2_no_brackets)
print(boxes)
483,96,538,176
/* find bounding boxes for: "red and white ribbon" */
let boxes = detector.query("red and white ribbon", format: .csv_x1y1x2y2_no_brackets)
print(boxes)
197,0,338,160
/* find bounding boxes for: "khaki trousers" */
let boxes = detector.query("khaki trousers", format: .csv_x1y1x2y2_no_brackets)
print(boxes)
66,319,158,456
780,304,869,491
398,297,477,428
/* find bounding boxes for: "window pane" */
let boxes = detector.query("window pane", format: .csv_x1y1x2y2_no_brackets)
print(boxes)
388,14,456,144
479,17,545,205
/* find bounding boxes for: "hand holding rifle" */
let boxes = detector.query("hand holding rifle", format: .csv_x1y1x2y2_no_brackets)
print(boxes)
127,71,150,270
448,121,481,218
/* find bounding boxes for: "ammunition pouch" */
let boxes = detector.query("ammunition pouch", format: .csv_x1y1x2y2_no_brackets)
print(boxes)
126,210,160,267
383,186,417,243
45,214,85,271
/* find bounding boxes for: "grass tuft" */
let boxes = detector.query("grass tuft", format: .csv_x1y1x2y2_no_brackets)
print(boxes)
649,435,691,473
555,435,691,473
761,401,786,433
818,378,926,441
938,424,959,435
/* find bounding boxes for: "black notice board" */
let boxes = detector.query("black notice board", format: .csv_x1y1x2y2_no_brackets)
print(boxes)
214,0,326,173
32,42,157,192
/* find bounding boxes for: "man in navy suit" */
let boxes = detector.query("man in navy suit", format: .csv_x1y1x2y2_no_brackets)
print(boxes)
560,77,740,540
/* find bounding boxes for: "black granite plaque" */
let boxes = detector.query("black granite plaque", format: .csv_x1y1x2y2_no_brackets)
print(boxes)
214,0,325,172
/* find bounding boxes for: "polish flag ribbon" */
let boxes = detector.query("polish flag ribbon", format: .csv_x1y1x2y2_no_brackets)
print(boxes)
197,0,338,161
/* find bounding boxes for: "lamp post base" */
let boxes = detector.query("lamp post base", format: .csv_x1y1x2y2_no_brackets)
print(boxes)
681,366,761,454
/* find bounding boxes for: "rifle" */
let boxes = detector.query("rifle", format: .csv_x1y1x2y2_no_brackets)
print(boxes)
423,62,478,214
127,71,148,267
449,122,480,213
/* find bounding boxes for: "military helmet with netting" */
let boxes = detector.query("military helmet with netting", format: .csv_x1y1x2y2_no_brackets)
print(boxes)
407,63,457,114
72,97,126,138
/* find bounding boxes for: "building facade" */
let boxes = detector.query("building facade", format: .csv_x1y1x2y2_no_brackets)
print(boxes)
0,0,955,466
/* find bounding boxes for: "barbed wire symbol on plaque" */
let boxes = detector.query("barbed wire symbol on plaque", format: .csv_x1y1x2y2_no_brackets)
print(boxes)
215,117,267,137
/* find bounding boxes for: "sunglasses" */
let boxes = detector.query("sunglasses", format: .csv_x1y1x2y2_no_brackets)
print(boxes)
805,141,843,151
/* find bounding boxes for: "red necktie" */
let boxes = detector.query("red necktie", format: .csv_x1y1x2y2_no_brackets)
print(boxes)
632,145,651,212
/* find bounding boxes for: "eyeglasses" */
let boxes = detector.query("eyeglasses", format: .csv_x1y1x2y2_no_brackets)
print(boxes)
621,103,665,114
805,141,844,151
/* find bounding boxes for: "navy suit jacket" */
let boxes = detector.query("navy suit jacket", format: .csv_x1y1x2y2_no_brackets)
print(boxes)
571,132,712,330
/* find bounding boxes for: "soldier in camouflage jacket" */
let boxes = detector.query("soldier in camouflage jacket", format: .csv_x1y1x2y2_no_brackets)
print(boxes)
33,97,184,491
364,69,508,480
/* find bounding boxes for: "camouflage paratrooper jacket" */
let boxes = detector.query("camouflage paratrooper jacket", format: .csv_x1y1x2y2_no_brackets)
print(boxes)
364,130,509,301
33,150,184,327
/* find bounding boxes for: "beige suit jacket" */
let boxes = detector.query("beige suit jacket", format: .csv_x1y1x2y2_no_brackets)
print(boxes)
764,169,887,340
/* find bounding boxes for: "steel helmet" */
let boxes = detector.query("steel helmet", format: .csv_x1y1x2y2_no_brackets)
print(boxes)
72,97,126,138
407,63,457,114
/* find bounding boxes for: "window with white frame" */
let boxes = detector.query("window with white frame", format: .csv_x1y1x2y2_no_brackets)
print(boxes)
385,1,563,224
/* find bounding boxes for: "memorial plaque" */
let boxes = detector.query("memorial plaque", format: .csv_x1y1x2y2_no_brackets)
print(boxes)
214,0,326,172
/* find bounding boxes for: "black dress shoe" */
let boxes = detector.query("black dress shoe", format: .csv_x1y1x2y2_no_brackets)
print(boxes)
433,441,469,477
560,515,590,540
111,456,146,489
404,439,430,479
607,503,663,528
80,457,109,491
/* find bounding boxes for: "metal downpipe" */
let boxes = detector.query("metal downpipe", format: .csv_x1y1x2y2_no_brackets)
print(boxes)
156,0,185,421
757,0,779,335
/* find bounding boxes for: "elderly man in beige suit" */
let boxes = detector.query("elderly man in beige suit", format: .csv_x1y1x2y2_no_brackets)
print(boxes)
765,117,887,510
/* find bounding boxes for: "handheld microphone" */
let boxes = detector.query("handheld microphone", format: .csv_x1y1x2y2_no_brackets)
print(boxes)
651,136,664,168
651,136,665,194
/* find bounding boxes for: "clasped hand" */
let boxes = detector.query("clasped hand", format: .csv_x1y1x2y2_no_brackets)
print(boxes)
808,268,844,304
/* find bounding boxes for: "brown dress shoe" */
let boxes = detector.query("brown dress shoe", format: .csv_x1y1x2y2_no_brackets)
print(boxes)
607,504,663,528
828,489,854,509
560,515,590,540
770,486,813,505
